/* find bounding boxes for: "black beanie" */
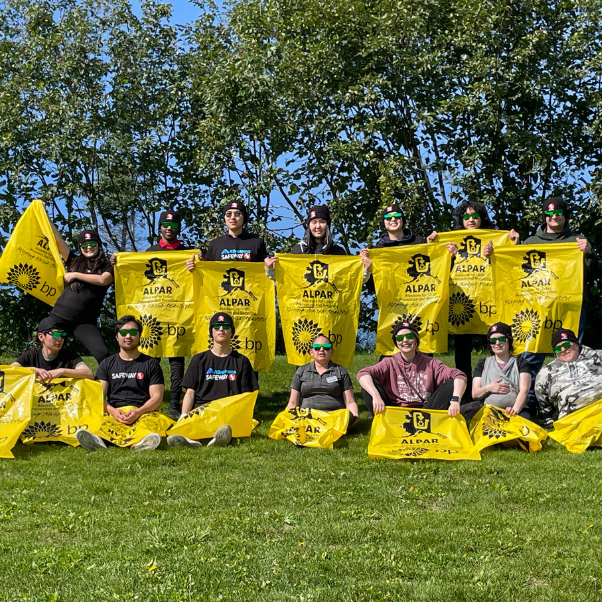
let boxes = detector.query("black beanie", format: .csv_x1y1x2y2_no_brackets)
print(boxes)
487,322,513,340
306,205,331,227
382,204,405,227
158,209,182,229
37,316,67,333
551,328,579,349
77,229,102,247
391,320,419,346
222,201,248,224
209,312,235,338
542,197,568,221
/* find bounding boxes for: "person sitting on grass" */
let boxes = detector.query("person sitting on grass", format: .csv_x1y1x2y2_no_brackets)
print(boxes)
535,328,602,429
12,316,93,382
471,322,532,420
167,312,258,449
285,334,359,431
76,315,165,452
357,321,481,422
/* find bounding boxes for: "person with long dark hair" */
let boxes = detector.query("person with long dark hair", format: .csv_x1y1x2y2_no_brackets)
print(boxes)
45,224,114,363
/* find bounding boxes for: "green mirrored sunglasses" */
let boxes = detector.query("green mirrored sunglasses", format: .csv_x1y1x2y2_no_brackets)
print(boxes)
118,328,139,336
553,341,571,354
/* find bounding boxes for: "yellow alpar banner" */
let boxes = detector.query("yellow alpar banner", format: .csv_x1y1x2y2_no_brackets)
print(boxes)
368,407,481,461
192,262,275,372
469,405,547,453
492,244,583,353
0,200,65,306
167,391,259,440
115,251,198,357
0,367,35,459
268,407,349,449
97,407,175,447
434,230,512,335
548,399,602,453
275,255,363,367
20,378,103,447
370,244,451,355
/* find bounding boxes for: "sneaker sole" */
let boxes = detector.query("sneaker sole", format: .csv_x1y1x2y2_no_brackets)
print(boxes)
76,430,106,451
207,425,232,448
167,435,202,449
131,433,162,452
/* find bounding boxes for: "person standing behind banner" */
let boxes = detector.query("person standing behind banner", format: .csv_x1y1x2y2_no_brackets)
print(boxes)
426,201,519,398
521,196,599,419
471,322,532,420
285,334,359,431
12,316,93,382
43,225,114,364
112,209,191,419
167,312,258,448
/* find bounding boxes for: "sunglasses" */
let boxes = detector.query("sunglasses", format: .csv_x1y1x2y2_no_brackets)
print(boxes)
212,323,231,330
160,221,179,229
46,331,68,339
118,328,139,336
225,211,242,218
384,212,402,220
462,213,480,220
395,332,415,341
489,336,507,345
312,343,332,350
545,210,564,217
80,241,98,250
554,341,571,353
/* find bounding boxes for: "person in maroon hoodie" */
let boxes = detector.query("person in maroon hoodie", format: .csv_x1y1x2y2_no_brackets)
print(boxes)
358,321,482,422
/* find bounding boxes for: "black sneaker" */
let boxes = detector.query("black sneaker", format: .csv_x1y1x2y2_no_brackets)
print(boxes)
167,403,181,420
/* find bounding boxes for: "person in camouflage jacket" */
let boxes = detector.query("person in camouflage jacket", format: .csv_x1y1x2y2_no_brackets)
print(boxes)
535,328,602,428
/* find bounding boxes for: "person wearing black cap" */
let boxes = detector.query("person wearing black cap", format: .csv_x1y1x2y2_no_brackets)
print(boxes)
356,321,481,421
522,196,599,416
535,328,602,429
471,322,532,419
167,312,258,448
11,316,93,382
43,221,114,363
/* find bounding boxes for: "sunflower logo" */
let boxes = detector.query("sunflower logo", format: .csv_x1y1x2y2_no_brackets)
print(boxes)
139,314,164,350
511,309,540,343
21,421,62,440
398,447,429,457
6,263,41,292
482,407,510,439
391,314,423,335
206,334,241,350
449,291,476,326
292,318,322,354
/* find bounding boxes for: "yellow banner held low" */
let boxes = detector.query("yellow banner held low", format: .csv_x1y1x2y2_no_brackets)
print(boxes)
167,391,259,440
548,399,602,453
368,407,480,460
96,407,175,447
268,407,349,449
0,200,65,306
21,378,103,447
0,366,36,459
469,405,547,453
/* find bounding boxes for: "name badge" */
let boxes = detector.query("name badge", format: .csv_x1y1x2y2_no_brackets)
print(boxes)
326,376,338,384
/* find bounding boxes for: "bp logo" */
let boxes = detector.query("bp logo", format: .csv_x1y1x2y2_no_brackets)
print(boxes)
391,314,423,336
511,308,540,343
407,254,440,284
520,250,559,283
291,318,322,355
139,314,164,350
21,421,63,440
143,257,179,293
6,263,41,292
449,291,476,326
456,235,482,263
303,260,339,293
220,268,257,302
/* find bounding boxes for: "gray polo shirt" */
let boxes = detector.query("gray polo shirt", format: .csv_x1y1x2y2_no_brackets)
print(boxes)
291,361,354,411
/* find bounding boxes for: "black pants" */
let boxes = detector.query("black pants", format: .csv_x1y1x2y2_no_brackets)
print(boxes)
454,334,474,400
50,315,109,364
168,357,185,405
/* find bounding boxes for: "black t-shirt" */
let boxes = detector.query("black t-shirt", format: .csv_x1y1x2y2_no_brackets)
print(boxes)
51,251,114,323
16,348,84,371
473,355,531,378
181,349,258,408
290,242,347,255
96,353,164,409
145,242,191,252
205,231,268,262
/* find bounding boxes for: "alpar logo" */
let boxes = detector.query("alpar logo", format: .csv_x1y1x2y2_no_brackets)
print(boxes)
398,410,447,446
456,235,483,264
303,260,339,297
520,250,559,287
0,369,16,413
220,267,257,306
143,257,179,294
406,254,440,291
7,263,41,292
139,314,164,350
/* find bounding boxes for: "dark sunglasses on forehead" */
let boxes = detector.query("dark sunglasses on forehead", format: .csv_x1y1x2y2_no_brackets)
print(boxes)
554,341,571,354
384,212,402,220
489,335,507,344
80,241,98,250
312,343,332,350
545,210,564,217
160,221,179,229
45,331,68,339
212,322,231,330
395,332,415,341
118,328,139,336
462,213,480,220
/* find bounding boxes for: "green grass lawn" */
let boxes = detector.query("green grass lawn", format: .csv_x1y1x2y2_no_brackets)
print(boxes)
1,353,601,602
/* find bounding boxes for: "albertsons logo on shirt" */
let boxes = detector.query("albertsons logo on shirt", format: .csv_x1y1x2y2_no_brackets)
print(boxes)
206,368,236,381
220,249,251,260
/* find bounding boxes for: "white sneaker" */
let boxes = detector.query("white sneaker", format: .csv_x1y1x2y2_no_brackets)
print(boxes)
76,429,107,451
167,435,202,448
207,425,232,447
131,433,161,451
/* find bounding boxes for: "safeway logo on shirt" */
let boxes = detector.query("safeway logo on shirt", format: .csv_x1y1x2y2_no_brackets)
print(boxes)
136,372,144,379
111,372,144,379
205,368,237,381
220,249,252,260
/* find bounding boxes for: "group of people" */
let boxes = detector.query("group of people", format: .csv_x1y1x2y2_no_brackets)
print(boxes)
11,195,601,448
